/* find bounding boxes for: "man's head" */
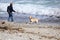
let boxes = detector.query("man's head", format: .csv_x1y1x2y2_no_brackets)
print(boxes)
10,3,13,6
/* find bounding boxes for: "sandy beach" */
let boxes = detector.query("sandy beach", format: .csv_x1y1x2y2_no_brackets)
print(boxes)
0,0,60,40
0,20,60,40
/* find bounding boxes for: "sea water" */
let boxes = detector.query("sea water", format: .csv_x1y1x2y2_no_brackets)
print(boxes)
0,0,60,24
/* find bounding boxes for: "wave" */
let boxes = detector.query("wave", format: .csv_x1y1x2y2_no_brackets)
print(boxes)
0,3,60,16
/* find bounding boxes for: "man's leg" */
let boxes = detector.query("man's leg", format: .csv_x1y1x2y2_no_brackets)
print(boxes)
8,15,10,21
10,14,14,22
8,13,14,22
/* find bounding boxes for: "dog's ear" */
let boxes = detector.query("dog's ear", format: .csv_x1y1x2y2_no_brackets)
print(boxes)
29,16,32,18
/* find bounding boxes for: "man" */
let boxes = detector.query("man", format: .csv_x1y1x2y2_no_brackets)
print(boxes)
7,3,15,22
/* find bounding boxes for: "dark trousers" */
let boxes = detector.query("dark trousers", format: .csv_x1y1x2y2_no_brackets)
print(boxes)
8,13,13,22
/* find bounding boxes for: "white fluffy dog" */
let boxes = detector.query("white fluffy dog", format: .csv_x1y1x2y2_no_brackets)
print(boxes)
29,16,39,23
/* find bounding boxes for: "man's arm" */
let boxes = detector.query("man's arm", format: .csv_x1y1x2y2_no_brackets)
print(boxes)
11,6,16,12
12,9,15,12
7,6,10,13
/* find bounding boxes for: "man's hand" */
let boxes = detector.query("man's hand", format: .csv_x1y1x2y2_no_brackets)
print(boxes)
15,11,20,14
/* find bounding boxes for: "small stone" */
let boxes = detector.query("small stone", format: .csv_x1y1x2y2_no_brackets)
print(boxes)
2,21,5,24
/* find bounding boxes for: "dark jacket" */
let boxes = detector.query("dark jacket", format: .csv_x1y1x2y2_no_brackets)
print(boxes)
7,5,15,14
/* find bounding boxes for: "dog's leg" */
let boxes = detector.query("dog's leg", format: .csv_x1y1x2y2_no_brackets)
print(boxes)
36,20,38,24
